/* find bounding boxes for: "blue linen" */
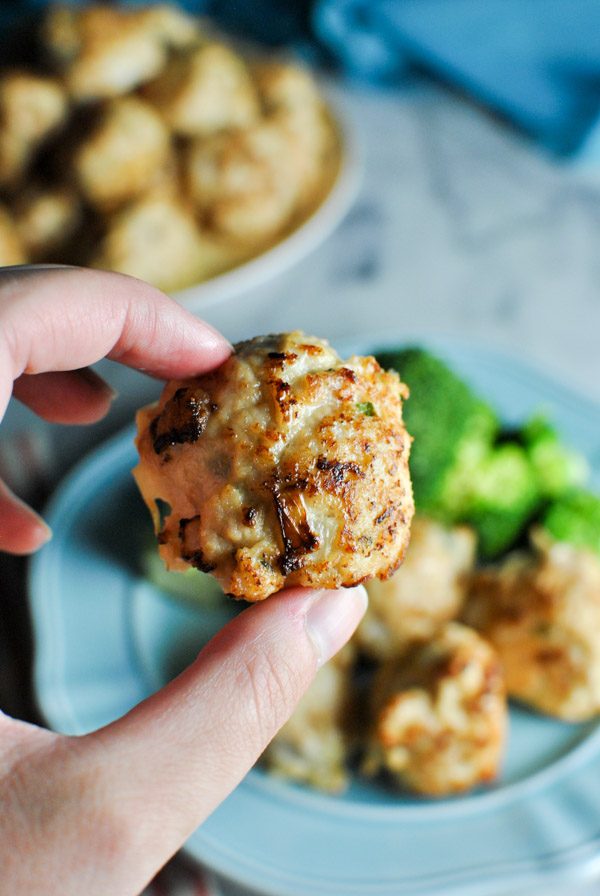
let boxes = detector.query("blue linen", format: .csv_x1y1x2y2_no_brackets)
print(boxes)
2,0,600,156
315,0,600,156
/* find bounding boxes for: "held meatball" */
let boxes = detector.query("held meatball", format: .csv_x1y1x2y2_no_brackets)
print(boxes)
363,622,507,797
134,332,413,601
464,529,600,722
357,516,476,661
262,645,355,793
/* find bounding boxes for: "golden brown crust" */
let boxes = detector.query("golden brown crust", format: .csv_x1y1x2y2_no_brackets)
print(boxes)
464,529,600,721
363,623,507,796
42,4,201,100
72,96,171,211
134,332,413,601
143,43,260,137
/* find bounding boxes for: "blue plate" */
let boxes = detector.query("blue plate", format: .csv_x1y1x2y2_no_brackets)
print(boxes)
30,339,600,896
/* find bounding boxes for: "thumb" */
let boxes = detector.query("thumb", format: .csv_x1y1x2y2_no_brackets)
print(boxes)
83,584,367,880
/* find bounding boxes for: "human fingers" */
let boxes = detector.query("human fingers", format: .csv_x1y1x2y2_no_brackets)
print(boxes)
0,479,52,554
0,265,231,420
12,368,116,424
78,585,368,889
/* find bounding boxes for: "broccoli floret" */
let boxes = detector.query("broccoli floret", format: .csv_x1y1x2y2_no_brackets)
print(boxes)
520,414,588,499
543,491,600,556
463,444,541,558
378,347,498,518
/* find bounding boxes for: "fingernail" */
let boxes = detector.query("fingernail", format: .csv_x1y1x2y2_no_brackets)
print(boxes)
193,317,233,352
77,368,118,401
32,515,53,547
305,586,368,668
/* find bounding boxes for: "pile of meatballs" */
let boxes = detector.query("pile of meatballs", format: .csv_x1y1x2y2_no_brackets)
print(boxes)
265,517,600,798
0,4,340,291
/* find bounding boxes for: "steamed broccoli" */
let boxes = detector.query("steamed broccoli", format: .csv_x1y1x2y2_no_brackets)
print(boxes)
378,347,498,518
463,444,541,558
543,491,600,557
520,414,588,499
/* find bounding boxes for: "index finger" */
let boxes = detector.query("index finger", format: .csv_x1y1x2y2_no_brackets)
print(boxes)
0,265,231,418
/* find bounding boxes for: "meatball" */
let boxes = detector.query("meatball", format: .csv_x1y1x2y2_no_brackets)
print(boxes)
363,622,507,796
253,61,338,203
143,43,259,137
134,332,413,601
72,97,171,211
92,195,236,293
253,61,323,115
13,186,81,260
464,529,600,721
42,4,200,100
0,72,68,187
185,121,304,246
262,645,355,793
357,517,476,661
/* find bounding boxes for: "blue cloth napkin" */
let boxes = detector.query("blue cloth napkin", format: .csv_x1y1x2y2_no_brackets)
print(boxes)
314,0,600,157
3,0,600,157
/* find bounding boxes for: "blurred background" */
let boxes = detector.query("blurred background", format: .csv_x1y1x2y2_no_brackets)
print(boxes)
2,2,600,895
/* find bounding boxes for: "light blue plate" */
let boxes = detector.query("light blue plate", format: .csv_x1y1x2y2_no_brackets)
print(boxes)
30,338,600,896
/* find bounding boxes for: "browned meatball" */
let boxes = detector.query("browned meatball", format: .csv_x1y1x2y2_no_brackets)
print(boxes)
134,332,413,601
363,623,507,796
464,529,600,722
358,516,476,660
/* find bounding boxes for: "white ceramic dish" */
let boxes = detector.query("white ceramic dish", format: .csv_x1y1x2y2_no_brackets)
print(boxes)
171,85,361,313
30,338,600,896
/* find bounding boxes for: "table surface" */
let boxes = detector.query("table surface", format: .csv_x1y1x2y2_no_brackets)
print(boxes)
2,79,600,896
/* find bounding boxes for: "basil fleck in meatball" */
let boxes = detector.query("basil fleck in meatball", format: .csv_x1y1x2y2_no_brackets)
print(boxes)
134,331,413,601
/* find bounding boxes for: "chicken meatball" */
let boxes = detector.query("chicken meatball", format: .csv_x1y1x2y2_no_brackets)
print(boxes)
134,332,413,601
464,529,600,721
42,3,200,100
72,96,171,211
262,645,355,793
185,121,304,246
0,72,68,187
253,61,323,115
363,622,507,796
143,43,259,137
92,195,235,293
13,186,81,260
253,60,338,203
357,517,476,661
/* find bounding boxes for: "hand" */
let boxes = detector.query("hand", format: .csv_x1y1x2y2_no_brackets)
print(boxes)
0,266,367,895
